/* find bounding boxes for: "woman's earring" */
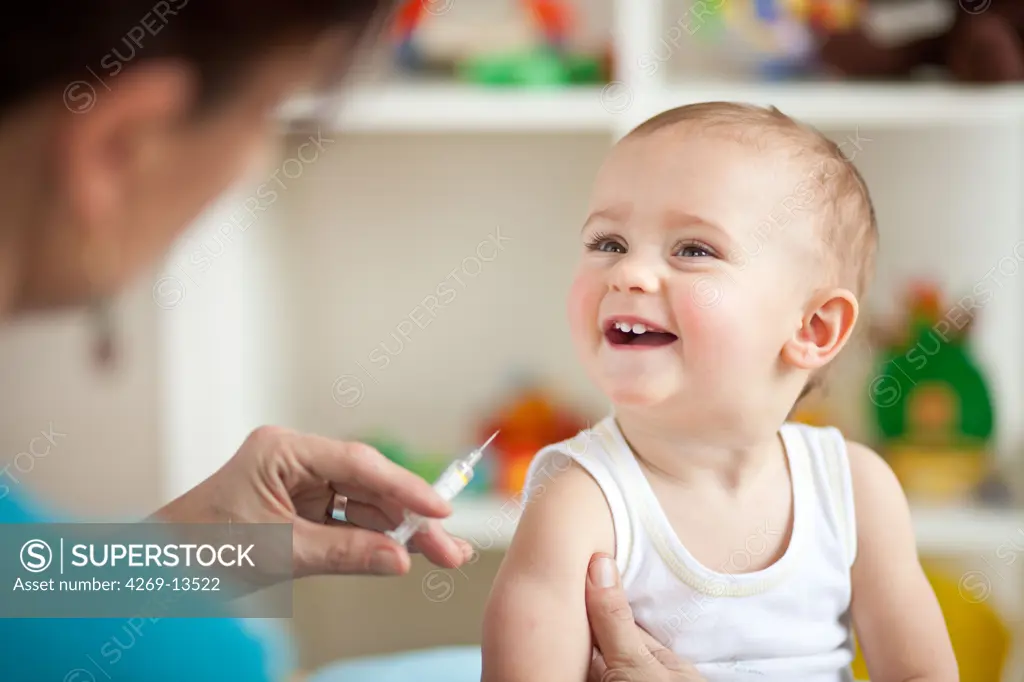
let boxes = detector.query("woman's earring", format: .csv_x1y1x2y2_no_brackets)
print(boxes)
90,298,117,369
79,232,120,370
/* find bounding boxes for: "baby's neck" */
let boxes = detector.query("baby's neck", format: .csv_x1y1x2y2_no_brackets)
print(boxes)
613,411,783,491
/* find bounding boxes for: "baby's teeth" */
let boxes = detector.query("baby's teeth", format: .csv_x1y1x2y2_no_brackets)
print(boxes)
611,320,653,334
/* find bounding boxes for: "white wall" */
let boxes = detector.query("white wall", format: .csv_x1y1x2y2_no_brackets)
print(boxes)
281,131,615,451
156,166,299,501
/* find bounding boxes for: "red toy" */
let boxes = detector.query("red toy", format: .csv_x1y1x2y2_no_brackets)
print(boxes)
391,0,579,76
392,0,575,43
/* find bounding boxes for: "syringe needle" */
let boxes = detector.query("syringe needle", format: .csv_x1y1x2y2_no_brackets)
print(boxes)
480,430,500,451
468,430,499,466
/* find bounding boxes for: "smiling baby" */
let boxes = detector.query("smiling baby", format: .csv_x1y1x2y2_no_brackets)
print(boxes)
480,102,957,682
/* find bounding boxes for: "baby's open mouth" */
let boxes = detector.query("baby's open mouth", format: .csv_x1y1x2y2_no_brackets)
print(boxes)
604,319,678,347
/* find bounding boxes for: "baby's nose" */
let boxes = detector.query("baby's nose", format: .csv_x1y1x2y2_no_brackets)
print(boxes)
610,257,661,293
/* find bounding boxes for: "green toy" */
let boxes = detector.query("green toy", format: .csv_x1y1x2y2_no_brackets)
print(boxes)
868,282,995,501
457,47,605,86
871,282,994,447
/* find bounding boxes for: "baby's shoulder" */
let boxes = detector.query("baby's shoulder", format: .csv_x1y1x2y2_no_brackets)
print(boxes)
523,420,623,491
511,428,619,557
522,430,613,514
839,437,904,507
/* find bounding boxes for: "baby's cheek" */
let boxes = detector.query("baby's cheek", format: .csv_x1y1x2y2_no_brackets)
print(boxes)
567,273,600,340
671,278,745,358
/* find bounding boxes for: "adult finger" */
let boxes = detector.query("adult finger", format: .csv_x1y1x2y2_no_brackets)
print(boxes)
362,495,473,566
585,553,647,669
637,628,678,672
330,501,471,567
637,627,703,676
587,651,608,682
408,519,474,568
293,516,411,578
329,492,472,563
298,436,450,518
328,499,393,532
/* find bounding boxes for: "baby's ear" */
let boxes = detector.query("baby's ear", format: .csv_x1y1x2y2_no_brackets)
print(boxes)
781,289,859,371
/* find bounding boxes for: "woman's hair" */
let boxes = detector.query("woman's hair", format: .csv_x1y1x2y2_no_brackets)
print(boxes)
0,1,395,115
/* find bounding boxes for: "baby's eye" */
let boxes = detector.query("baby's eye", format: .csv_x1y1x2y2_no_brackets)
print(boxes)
596,240,626,253
675,243,714,258
585,233,626,253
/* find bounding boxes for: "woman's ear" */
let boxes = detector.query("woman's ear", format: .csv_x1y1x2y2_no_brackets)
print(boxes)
782,288,859,371
57,60,196,246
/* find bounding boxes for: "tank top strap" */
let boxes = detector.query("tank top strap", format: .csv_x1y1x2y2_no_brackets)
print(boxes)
522,422,636,577
790,423,857,568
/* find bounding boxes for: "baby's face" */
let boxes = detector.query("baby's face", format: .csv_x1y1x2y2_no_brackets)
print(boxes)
569,126,821,424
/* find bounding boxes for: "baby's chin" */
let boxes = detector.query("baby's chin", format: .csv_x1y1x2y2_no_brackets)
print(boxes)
598,373,681,409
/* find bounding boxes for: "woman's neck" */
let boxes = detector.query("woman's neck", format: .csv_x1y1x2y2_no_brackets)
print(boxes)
0,101,50,320
0,200,25,322
612,409,784,491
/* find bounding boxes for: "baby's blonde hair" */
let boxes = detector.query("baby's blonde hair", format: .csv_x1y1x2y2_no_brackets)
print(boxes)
625,102,879,400
626,101,878,300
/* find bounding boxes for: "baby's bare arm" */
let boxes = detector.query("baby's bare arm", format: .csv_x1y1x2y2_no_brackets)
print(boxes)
481,463,615,682
847,441,958,682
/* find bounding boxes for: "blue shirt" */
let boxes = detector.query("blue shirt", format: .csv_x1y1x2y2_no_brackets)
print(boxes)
0,488,294,682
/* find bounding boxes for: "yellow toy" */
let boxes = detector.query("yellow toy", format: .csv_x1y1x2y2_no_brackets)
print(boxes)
851,559,1011,681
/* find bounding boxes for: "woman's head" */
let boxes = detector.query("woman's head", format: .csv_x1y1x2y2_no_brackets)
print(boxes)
0,1,392,314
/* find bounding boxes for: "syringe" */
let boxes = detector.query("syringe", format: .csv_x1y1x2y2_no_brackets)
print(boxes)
386,430,499,546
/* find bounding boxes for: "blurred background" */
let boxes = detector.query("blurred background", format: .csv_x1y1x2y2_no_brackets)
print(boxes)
3,0,1024,680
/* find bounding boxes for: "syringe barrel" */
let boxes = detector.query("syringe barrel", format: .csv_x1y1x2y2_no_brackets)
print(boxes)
387,513,424,545
433,459,474,500
387,459,475,546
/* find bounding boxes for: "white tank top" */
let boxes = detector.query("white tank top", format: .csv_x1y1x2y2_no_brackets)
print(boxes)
523,415,858,682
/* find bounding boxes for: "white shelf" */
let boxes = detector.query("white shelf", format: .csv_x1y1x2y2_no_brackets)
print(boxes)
278,81,1024,134
447,494,1024,555
278,82,617,133
657,81,1024,128
911,504,1024,554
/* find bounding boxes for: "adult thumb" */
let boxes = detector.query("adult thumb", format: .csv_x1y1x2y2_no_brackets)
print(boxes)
293,518,410,577
585,553,647,669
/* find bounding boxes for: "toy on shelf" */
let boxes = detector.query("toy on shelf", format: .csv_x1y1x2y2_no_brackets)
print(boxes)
391,0,610,86
714,0,861,80
477,378,589,495
868,280,996,503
